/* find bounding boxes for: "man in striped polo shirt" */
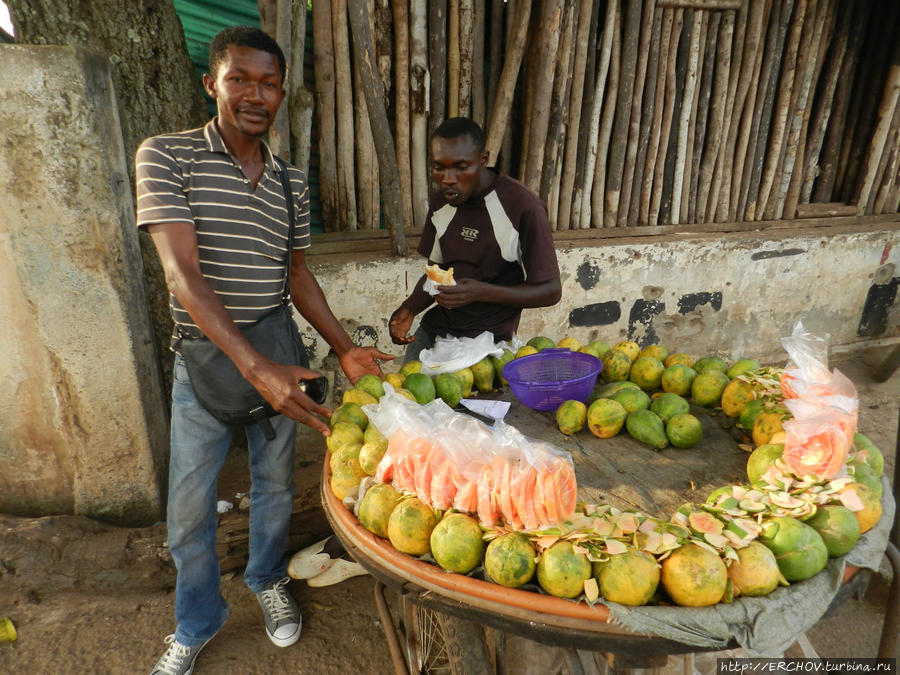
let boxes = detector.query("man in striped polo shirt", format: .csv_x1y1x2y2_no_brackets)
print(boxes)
136,26,392,674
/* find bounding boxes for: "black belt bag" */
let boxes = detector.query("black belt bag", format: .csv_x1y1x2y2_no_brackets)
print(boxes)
174,157,308,441
176,303,307,440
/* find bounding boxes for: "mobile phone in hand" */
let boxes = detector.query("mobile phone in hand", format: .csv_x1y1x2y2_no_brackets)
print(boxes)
298,375,328,404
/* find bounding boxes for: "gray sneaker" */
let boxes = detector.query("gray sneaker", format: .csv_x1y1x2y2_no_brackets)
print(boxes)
256,576,301,647
150,634,212,675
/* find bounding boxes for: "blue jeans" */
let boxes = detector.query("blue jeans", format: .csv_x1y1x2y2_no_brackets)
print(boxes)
168,355,297,646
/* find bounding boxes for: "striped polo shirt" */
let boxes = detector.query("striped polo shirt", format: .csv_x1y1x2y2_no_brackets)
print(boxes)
135,119,310,339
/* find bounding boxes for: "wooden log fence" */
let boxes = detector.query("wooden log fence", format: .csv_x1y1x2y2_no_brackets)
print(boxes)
263,0,900,252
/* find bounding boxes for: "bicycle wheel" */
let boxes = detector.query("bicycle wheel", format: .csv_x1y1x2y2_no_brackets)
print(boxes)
401,596,493,675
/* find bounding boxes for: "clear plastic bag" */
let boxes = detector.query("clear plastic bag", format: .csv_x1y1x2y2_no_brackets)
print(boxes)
363,385,577,529
782,411,853,480
419,331,504,374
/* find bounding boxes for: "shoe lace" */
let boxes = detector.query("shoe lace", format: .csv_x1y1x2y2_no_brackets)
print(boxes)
156,634,191,675
259,577,294,622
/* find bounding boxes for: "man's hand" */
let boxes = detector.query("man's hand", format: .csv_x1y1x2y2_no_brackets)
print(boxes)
433,278,486,308
389,305,416,344
246,360,336,436
339,346,395,384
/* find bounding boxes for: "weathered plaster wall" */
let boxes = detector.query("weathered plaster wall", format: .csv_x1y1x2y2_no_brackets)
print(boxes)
301,226,900,371
0,46,168,525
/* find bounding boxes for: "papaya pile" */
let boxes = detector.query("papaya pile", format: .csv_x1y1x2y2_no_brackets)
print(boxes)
327,332,885,611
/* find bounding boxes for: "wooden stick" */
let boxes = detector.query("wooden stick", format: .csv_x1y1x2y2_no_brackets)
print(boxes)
374,0,393,98
630,6,664,226
428,0,447,139
812,0,868,202
486,0,504,120
541,1,576,211
755,0,806,221
347,0,408,254
857,63,900,214
619,0,655,227
393,0,414,228
333,0,358,229
725,0,769,221
671,9,703,224
741,0,793,221
499,0,517,174
641,7,674,225
471,0,486,125
267,0,292,159
457,0,475,117
872,103,900,214
484,0,531,164
697,8,734,223
518,9,540,179
557,0,594,231
687,11,716,224
353,0,379,230
649,8,683,225
605,0,642,227
581,0,617,228
658,0,741,8
289,0,313,175
783,0,832,219
410,0,429,228
593,0,622,227
658,8,691,224
312,0,338,230
571,1,600,229
523,0,563,194
448,0,461,117
800,0,850,204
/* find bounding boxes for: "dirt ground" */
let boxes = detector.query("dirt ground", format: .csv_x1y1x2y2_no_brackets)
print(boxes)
1,351,897,674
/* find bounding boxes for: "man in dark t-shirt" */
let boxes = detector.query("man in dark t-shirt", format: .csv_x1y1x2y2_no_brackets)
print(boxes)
389,118,561,360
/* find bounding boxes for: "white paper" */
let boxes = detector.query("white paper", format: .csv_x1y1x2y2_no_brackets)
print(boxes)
460,398,511,421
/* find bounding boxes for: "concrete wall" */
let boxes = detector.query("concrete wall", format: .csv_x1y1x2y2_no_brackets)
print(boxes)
0,46,168,525
301,224,900,371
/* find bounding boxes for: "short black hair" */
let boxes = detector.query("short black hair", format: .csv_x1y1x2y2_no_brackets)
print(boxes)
209,25,286,82
432,117,486,152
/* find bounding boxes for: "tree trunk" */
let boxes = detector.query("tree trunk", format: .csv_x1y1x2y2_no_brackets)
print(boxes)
355,1,380,231
484,0,532,163
332,0,358,230
429,0,448,139
557,0,596,231
347,0,408,255
571,1,601,228
410,0,430,228
523,0,563,194
688,11,716,224
312,0,339,230
641,7,675,225
656,8,689,225
630,5,663,226
593,1,623,227
541,1,576,213
393,0,415,230
671,9,703,225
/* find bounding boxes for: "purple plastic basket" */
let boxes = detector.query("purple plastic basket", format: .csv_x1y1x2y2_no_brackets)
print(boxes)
502,348,603,411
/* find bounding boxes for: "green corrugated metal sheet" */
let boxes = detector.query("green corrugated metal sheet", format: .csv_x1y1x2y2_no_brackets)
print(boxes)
172,0,323,233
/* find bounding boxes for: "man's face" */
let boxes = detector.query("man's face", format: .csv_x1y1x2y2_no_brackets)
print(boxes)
203,45,285,139
431,135,488,206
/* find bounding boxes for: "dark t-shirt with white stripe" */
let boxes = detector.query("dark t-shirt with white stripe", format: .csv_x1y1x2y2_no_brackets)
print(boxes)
135,119,310,339
417,170,560,341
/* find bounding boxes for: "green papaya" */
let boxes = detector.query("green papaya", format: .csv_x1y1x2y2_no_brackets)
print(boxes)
625,410,669,449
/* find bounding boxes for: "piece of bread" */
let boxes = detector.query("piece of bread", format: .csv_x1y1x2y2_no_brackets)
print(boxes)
425,264,455,285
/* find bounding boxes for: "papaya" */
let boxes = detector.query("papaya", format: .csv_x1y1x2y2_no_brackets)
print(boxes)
649,392,690,423
853,433,885,476
664,352,695,368
433,372,463,408
611,387,651,414
587,398,628,438
453,368,474,398
625,410,668,449
515,345,539,358
752,411,786,447
612,340,641,361
586,340,611,357
557,336,581,351
354,373,386,400
661,364,697,397
802,505,860,558
693,355,728,373
727,358,760,379
526,336,556,352
601,349,632,383
691,370,729,407
720,378,756,417
738,399,764,431
471,357,496,393
666,413,702,449
403,372,436,405
759,517,828,582
638,344,669,361
556,400,588,435
592,380,640,400
490,349,515,386
629,356,666,391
